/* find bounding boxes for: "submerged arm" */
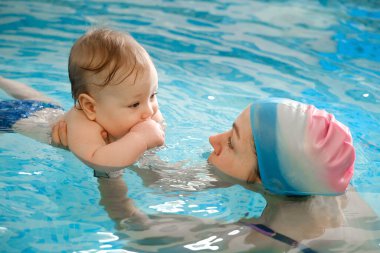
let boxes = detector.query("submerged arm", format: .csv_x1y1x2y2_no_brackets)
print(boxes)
97,176,149,227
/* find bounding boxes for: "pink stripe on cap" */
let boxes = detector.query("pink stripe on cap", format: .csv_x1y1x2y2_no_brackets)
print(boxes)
306,106,355,193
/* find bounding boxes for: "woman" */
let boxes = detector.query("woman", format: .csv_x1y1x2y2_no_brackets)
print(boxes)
209,98,355,196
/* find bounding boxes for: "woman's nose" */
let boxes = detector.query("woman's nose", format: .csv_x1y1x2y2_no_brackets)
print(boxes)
209,134,222,155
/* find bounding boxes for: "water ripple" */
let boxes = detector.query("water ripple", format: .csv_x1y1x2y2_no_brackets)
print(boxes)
1,0,380,252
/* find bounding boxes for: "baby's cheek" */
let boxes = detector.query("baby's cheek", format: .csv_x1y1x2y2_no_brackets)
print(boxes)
153,102,159,113
121,114,139,134
129,117,141,130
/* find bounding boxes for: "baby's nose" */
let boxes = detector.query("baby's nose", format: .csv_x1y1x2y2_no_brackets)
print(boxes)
141,104,154,119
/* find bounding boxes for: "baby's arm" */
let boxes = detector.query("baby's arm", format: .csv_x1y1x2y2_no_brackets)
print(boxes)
52,108,165,148
65,109,164,172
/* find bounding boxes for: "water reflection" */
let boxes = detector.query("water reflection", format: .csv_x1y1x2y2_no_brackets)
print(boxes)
95,168,380,252
1,0,379,252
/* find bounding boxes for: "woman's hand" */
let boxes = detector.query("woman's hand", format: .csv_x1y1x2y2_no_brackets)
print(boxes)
51,119,108,149
51,120,68,148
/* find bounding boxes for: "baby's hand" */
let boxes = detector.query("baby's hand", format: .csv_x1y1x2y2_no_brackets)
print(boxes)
130,119,165,149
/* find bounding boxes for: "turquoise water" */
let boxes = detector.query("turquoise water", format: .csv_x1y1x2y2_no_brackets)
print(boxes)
0,0,379,252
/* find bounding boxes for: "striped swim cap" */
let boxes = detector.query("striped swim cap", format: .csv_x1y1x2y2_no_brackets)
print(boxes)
250,98,355,196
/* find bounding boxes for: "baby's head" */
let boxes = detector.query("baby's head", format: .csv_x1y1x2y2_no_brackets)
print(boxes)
209,98,355,196
69,28,153,104
68,28,159,138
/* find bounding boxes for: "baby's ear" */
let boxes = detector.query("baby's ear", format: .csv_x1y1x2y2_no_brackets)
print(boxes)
78,93,97,121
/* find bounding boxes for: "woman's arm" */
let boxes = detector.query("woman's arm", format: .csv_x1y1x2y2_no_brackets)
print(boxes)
97,176,149,227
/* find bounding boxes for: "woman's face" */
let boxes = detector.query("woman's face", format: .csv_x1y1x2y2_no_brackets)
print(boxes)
208,106,259,182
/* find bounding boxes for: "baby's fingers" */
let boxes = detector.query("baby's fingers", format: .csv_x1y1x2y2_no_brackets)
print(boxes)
101,130,109,142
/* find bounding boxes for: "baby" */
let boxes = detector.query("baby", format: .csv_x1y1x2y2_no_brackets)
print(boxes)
64,28,164,173
0,28,165,175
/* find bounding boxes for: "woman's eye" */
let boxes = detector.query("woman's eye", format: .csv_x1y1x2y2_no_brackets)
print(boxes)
128,102,140,108
228,137,234,149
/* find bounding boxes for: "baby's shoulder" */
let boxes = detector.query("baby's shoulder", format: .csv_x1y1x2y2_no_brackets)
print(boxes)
64,107,96,127
65,107,86,121
64,107,104,133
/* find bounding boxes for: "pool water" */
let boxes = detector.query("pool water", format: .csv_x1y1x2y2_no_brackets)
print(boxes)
0,0,379,252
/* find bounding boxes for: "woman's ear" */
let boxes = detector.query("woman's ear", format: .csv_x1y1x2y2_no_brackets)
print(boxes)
78,93,97,121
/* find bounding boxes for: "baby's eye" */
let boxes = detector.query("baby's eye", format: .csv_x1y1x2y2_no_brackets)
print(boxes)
228,136,234,149
128,102,140,108
150,92,158,99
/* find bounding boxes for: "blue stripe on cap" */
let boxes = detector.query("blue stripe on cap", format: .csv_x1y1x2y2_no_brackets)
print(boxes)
250,98,299,195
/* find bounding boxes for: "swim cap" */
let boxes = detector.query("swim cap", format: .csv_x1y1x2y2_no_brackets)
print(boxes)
250,98,355,196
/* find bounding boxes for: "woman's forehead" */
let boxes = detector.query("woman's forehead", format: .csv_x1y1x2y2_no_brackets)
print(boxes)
235,106,252,139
